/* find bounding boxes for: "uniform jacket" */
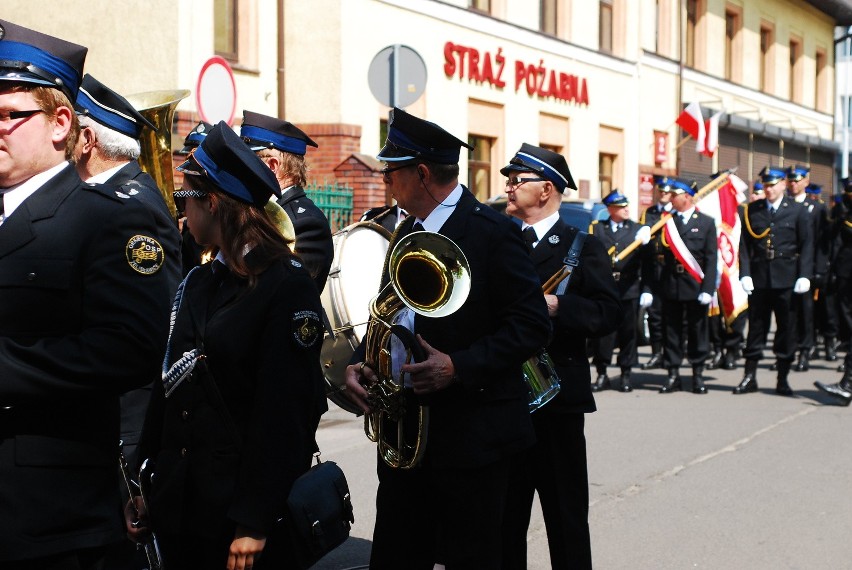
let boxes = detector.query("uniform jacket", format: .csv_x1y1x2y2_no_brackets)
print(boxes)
658,210,717,301
277,185,333,292
361,205,403,234
107,161,182,466
530,220,621,414
803,195,831,278
0,164,173,560
832,202,852,280
639,203,670,290
139,252,328,539
740,197,814,289
589,218,642,299
356,189,551,470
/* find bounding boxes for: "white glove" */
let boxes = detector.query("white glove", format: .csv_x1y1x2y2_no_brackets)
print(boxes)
793,277,811,294
635,225,651,245
740,276,754,295
697,292,712,305
639,292,654,308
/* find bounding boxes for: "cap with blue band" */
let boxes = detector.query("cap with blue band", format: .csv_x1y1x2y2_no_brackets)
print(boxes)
760,166,786,185
240,110,318,156
602,190,629,206
500,143,576,192
74,74,155,139
377,107,472,165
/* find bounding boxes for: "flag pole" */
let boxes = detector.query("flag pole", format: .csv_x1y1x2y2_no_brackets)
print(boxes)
673,134,693,152
611,169,735,264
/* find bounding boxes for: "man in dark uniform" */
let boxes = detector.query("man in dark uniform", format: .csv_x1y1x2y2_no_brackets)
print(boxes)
815,182,852,404
735,166,813,396
73,72,182,570
176,121,213,274
360,203,408,233
786,165,829,371
241,110,333,291
0,20,173,568
589,190,650,392
805,182,839,363
342,108,551,569
498,143,620,569
639,175,673,369
650,178,717,393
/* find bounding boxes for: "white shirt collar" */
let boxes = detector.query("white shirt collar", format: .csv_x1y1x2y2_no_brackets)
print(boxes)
793,193,806,204
521,210,560,246
416,183,463,232
679,206,696,220
86,162,128,184
1,161,71,220
769,195,784,210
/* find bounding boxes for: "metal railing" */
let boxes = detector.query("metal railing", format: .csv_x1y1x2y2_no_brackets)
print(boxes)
305,181,354,233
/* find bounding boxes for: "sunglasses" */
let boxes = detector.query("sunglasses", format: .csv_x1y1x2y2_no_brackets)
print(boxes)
172,189,208,214
505,176,546,188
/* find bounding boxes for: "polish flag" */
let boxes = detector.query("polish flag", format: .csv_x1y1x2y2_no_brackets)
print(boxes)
701,111,722,157
675,102,705,151
696,173,749,327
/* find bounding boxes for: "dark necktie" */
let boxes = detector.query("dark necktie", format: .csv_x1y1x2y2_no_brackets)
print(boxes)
412,221,425,233
769,205,775,217
522,226,537,250
0,193,5,226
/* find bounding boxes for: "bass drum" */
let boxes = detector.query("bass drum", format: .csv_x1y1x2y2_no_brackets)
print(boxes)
321,221,392,414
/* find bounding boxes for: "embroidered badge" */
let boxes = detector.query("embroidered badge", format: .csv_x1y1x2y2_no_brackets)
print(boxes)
126,235,164,275
691,228,699,232
293,310,321,348
116,191,131,199
548,235,560,244
297,207,306,214
290,259,302,268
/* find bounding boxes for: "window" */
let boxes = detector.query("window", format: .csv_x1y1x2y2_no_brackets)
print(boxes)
599,153,616,197
468,135,493,202
724,8,741,82
790,36,802,103
600,0,613,53
760,24,774,93
468,0,490,12
685,0,697,67
214,0,238,60
541,0,558,36
815,49,828,112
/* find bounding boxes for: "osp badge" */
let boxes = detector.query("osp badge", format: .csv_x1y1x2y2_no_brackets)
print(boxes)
126,235,164,275
293,310,321,348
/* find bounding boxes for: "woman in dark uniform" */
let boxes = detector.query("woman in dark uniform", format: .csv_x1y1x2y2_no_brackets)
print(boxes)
128,122,328,570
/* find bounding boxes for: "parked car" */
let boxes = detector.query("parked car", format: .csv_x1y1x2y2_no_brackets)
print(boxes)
485,195,609,229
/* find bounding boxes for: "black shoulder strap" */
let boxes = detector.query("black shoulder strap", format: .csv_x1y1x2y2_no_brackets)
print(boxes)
554,230,587,296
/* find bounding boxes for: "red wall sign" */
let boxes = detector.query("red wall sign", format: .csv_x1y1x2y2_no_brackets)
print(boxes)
654,131,668,165
444,42,589,106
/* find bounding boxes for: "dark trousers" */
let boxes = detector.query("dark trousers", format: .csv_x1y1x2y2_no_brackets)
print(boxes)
646,291,664,345
837,277,852,343
815,280,839,339
663,299,709,368
591,297,639,369
743,287,798,362
501,413,591,570
710,312,746,351
371,454,513,570
5,546,108,570
793,289,815,351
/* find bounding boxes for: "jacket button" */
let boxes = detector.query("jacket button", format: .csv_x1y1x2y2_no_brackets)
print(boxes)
181,410,189,420
26,273,36,281
180,447,188,457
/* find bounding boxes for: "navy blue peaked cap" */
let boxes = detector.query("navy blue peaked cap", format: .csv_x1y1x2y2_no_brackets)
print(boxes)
602,189,629,206
240,110,317,156
75,74,155,139
785,165,810,181
500,143,577,192
377,107,473,165
0,20,87,101
177,121,281,207
759,166,786,185
179,121,213,154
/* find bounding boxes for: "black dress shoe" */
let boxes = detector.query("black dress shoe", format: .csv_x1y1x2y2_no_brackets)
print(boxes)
619,370,633,393
641,352,664,370
722,351,737,370
706,351,723,370
733,375,758,394
794,353,809,372
591,374,611,392
775,379,794,396
692,367,707,394
769,361,778,371
825,339,838,362
814,380,852,406
659,372,682,394
839,363,846,373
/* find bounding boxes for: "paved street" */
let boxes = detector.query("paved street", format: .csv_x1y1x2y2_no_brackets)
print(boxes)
313,346,851,569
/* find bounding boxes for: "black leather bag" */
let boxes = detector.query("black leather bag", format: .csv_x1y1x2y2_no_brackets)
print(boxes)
286,455,354,569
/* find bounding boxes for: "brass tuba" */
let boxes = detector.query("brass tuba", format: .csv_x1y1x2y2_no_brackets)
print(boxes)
364,230,471,469
125,89,191,219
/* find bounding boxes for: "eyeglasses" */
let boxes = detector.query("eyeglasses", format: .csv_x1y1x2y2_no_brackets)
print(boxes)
173,189,208,214
380,163,416,179
506,176,546,188
0,109,45,122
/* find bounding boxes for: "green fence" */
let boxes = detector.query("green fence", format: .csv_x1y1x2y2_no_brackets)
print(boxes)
304,181,353,233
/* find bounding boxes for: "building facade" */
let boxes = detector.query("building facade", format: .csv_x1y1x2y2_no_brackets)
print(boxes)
5,0,850,217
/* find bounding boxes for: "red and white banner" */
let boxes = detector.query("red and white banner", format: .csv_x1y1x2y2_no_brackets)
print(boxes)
675,102,705,153
663,217,705,284
701,111,722,157
697,174,749,326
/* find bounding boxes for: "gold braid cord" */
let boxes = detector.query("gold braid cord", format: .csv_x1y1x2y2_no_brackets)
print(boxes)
743,203,770,240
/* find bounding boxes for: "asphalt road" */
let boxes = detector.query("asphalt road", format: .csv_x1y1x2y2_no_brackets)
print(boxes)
312,346,850,569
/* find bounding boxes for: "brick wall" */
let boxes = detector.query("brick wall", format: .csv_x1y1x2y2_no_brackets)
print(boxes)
334,153,388,219
301,123,363,185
